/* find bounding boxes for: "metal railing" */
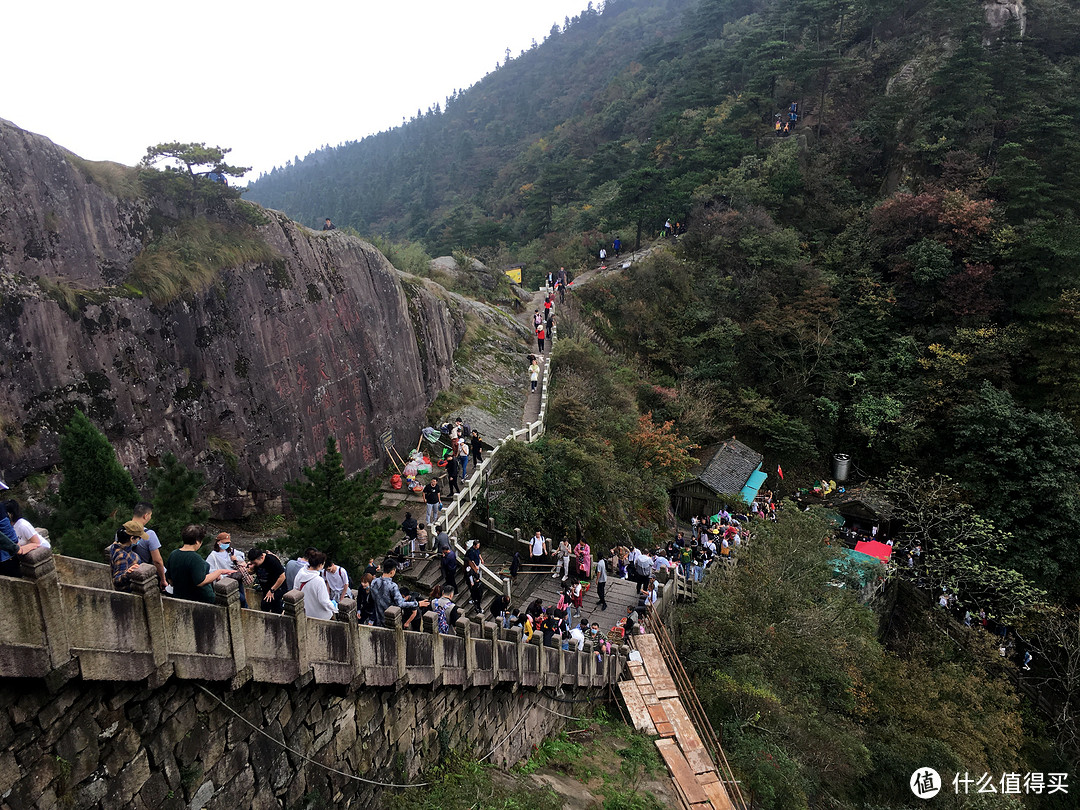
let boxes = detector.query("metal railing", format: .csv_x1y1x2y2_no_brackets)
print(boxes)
648,611,750,810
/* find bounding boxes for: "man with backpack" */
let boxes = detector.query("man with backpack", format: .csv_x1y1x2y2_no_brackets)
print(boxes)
465,538,485,609
369,558,428,626
432,584,460,633
634,550,653,594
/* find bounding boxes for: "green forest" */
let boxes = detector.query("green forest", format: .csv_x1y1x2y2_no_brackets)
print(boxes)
250,0,1080,591
249,0,1080,805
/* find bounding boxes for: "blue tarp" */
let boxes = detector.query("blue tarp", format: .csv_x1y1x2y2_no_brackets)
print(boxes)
740,468,768,505
830,549,879,587
822,510,846,527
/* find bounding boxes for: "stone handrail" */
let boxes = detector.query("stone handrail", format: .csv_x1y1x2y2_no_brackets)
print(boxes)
438,357,552,598
0,545,623,692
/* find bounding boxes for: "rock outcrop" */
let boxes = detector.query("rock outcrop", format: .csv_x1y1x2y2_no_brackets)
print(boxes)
984,0,1025,39
0,119,465,515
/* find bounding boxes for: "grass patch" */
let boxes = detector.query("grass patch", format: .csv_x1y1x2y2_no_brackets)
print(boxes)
415,752,561,810
515,733,585,775
131,217,278,305
427,386,477,427
515,712,669,810
62,152,143,199
367,233,434,276
207,435,239,472
37,276,104,317
235,200,270,226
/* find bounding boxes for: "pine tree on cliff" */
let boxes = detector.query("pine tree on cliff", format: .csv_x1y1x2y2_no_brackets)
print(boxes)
55,409,139,561
147,453,209,548
286,437,395,570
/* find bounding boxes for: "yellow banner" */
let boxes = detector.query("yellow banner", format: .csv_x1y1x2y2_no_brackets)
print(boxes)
504,267,522,284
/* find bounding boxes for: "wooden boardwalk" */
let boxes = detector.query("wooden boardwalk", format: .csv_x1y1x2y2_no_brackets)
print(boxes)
620,632,737,810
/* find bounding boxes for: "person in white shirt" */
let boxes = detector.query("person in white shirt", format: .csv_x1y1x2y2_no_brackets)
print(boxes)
569,621,586,652
323,559,351,601
206,532,248,608
294,551,336,620
4,500,49,550
644,579,659,607
530,530,547,560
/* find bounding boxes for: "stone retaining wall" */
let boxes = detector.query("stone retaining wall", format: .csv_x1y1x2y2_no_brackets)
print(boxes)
0,667,596,809
0,547,624,808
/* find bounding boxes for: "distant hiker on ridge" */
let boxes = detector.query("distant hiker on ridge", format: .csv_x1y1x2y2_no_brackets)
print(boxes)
323,218,335,231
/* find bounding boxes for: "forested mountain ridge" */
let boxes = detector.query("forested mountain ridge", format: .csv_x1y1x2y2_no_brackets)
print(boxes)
247,0,693,248
247,2,1080,801
248,0,1052,263
249,0,1080,601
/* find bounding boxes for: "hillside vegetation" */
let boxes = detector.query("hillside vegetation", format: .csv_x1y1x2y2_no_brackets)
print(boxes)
250,0,1080,599
247,2,1080,802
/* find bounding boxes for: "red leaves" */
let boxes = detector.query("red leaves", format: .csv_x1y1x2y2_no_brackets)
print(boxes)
871,189,993,249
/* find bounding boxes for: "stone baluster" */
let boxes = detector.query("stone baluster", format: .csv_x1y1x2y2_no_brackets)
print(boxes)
383,606,407,687
212,576,248,689
553,633,565,685
130,564,174,685
459,616,475,687
484,620,499,686
18,546,75,687
282,590,312,686
423,610,444,687
335,597,361,686
500,624,521,683
531,632,544,688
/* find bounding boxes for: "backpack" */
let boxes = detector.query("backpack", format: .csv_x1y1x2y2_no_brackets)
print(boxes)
433,597,451,634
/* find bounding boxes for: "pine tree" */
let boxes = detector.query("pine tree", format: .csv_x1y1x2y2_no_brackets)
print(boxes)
57,410,138,525
147,453,208,548
285,437,395,570
55,409,139,561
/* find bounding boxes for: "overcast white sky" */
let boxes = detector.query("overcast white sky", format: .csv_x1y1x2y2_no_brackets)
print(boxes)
5,0,594,181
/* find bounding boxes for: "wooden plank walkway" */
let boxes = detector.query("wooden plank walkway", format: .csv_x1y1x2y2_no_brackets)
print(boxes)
627,633,737,810
618,679,655,734
635,634,679,699
512,564,642,634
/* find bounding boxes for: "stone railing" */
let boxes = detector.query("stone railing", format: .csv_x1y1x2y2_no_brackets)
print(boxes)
0,546,623,691
438,356,552,598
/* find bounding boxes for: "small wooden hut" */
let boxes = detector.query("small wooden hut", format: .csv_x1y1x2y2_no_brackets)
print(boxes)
670,438,766,521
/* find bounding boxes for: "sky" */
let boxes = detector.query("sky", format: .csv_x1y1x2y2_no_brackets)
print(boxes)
5,0,595,182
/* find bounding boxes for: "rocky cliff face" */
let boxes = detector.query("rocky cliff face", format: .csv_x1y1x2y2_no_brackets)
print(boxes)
984,0,1026,39
0,119,465,515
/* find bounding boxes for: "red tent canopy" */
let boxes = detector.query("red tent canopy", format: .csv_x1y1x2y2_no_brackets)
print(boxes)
854,540,892,564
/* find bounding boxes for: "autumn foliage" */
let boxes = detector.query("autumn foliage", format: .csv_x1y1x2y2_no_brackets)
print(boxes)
630,412,698,480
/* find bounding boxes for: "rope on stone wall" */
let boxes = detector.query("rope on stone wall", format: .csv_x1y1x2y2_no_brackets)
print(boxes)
196,683,569,784
195,684,433,789
477,706,533,762
537,688,598,705
537,702,586,721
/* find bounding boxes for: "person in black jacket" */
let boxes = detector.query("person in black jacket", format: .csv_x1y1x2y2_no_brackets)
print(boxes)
441,546,459,591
